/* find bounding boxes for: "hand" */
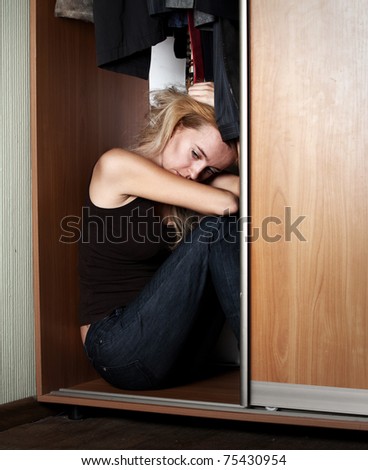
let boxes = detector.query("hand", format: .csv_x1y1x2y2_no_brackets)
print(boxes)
188,81,215,107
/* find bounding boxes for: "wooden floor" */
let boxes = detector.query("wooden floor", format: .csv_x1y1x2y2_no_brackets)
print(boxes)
0,398,368,450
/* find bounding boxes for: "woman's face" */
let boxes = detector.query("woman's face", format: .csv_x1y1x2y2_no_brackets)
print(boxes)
159,124,237,181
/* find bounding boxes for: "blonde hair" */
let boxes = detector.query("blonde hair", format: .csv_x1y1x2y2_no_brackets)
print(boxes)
131,86,218,158
131,87,237,247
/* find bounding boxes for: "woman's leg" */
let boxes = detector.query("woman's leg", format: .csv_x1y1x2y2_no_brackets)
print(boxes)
163,276,226,386
208,216,241,341
84,215,240,390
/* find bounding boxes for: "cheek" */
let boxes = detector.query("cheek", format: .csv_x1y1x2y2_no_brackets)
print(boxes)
162,151,177,170
163,141,187,169
171,152,188,170
223,149,237,168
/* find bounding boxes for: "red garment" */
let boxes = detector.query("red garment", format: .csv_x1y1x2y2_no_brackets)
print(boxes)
187,10,204,83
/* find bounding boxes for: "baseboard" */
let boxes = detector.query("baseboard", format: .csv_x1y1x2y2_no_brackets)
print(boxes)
0,397,64,432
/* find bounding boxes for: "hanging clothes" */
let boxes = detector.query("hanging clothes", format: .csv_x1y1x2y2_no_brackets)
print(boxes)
93,0,168,79
194,0,240,140
54,0,94,22
92,0,239,141
195,0,238,21
212,17,240,141
187,10,204,83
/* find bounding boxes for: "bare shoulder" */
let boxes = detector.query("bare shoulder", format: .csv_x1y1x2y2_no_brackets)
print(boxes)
94,148,164,181
89,148,144,208
94,147,143,174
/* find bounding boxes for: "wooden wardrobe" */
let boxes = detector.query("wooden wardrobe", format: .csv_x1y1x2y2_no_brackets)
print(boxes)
31,0,368,430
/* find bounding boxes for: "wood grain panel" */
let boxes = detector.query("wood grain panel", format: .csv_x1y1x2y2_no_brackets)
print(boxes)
250,0,368,388
67,367,241,405
31,0,148,394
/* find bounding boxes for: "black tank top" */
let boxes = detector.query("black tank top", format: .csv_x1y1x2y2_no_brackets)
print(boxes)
78,195,171,325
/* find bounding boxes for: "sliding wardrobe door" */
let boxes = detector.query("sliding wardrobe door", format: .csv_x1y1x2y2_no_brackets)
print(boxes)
249,0,368,414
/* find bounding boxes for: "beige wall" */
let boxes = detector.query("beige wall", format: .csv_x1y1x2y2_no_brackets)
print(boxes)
0,0,35,404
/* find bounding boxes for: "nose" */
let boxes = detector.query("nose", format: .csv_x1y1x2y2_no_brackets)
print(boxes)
187,161,207,181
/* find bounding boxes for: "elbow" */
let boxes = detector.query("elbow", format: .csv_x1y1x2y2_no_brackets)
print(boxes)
227,194,239,215
219,192,239,215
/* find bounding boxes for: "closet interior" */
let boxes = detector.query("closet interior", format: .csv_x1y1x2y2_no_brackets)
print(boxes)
31,0,368,430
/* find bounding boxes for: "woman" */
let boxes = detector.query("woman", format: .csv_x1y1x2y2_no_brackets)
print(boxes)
79,82,240,390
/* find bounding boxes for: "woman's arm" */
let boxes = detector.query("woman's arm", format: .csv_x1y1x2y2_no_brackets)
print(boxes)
207,172,240,198
89,148,239,215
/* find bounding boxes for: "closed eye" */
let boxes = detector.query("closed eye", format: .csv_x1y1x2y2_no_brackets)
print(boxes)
191,149,200,160
197,166,221,181
205,166,220,176
192,146,220,177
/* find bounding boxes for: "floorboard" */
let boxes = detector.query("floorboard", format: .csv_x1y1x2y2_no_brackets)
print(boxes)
0,400,367,450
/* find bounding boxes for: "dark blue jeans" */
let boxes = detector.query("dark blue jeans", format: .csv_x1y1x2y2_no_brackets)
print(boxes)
84,216,240,390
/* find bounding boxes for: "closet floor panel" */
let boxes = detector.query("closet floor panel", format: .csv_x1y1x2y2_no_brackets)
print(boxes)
37,368,368,429
63,366,241,405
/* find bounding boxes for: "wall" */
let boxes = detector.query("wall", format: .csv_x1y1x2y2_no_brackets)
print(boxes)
149,37,186,91
0,0,35,404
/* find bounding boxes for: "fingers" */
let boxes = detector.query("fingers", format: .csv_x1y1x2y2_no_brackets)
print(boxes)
188,81,215,107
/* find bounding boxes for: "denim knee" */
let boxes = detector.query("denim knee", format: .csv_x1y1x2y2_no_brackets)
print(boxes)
195,215,239,245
